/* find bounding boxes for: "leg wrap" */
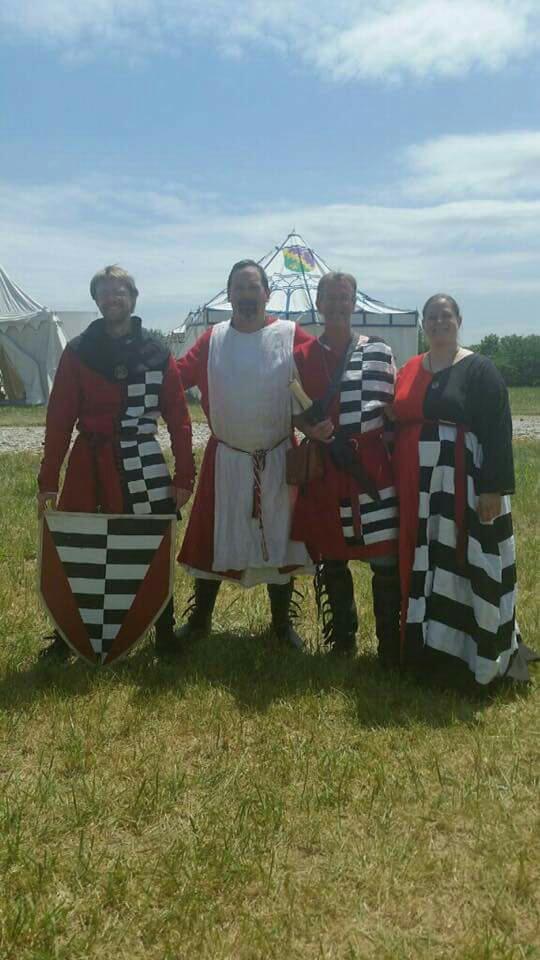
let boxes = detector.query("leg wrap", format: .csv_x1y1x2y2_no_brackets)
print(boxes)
267,580,294,637
175,578,221,643
267,580,304,648
371,563,401,668
315,560,358,654
155,597,175,635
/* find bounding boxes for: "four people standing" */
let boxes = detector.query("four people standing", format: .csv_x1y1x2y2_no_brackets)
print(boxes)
36,264,533,686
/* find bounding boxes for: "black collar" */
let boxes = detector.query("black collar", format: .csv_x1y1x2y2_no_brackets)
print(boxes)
68,316,170,382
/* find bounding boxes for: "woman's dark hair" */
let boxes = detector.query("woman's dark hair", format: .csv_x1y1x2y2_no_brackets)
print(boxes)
227,260,270,297
422,293,461,321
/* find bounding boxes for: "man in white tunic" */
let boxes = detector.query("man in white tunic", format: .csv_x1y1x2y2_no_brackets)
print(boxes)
176,260,313,646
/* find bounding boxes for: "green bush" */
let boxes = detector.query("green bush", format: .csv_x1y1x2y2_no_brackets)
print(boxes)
467,334,540,386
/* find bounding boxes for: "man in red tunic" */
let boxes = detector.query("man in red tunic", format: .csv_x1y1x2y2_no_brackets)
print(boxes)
175,259,313,647
291,272,400,664
37,265,195,660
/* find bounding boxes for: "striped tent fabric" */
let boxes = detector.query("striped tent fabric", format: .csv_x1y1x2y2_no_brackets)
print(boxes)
405,422,520,684
119,370,174,514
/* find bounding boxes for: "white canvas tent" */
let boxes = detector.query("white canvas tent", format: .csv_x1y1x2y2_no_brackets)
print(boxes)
56,311,98,342
0,265,66,405
170,232,418,367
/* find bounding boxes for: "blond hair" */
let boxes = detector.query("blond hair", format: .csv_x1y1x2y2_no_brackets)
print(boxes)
90,265,139,303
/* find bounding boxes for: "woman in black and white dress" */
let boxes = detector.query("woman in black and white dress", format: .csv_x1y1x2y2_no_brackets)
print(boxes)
392,293,536,684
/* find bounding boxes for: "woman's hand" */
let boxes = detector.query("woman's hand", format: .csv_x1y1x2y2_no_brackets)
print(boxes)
383,403,396,421
37,492,57,517
477,492,502,523
175,487,193,510
303,418,334,443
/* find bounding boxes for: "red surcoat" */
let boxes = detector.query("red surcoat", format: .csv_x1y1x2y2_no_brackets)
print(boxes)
177,320,312,578
38,331,195,513
291,336,397,562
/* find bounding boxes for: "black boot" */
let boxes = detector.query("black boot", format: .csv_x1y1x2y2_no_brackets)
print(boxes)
154,598,181,659
38,631,72,663
174,578,221,645
267,581,304,650
316,561,358,656
371,565,401,669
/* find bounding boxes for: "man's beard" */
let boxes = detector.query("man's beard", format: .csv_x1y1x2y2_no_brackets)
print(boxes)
104,308,131,325
237,299,259,317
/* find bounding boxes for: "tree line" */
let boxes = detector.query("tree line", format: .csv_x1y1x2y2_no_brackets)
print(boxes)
154,326,540,388
418,332,540,386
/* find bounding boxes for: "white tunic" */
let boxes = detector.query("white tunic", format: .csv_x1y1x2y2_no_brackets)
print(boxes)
201,319,311,585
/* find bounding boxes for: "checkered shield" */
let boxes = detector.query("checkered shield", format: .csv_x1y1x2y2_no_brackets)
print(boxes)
39,512,176,665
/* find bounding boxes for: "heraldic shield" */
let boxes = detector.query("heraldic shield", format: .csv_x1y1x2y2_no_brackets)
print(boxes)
39,512,176,665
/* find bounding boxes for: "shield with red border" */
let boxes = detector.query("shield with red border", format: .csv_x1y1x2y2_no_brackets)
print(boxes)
39,512,176,665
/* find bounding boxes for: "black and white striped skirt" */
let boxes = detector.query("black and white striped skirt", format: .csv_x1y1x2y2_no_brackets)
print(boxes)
405,423,520,684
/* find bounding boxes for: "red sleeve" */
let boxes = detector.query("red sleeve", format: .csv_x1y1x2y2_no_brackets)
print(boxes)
160,356,196,491
293,324,314,347
37,348,80,492
176,329,212,390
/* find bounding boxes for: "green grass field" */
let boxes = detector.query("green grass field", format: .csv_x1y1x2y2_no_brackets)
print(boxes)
0,443,538,958
1,386,539,427
509,387,540,416
0,405,47,426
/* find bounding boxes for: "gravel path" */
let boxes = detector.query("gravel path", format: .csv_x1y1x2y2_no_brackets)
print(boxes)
512,416,540,440
0,423,211,454
1,418,539,454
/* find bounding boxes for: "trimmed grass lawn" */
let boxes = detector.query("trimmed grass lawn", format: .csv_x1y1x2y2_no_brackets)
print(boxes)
0,444,538,959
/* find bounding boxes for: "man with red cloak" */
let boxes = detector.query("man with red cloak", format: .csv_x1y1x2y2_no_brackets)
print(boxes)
291,272,400,664
37,265,195,660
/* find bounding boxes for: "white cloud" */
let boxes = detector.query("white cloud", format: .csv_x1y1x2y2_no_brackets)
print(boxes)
1,0,538,81
310,1,535,81
1,163,540,343
404,131,540,199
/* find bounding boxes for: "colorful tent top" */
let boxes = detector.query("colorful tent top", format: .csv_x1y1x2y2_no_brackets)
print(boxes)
170,232,418,367
174,231,417,329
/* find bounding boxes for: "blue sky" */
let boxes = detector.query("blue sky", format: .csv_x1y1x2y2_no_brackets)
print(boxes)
1,0,539,342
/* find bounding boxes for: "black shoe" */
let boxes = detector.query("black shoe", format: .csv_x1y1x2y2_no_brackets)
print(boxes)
327,633,356,657
154,598,182,659
38,634,72,662
174,578,221,645
274,623,305,651
155,629,184,660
